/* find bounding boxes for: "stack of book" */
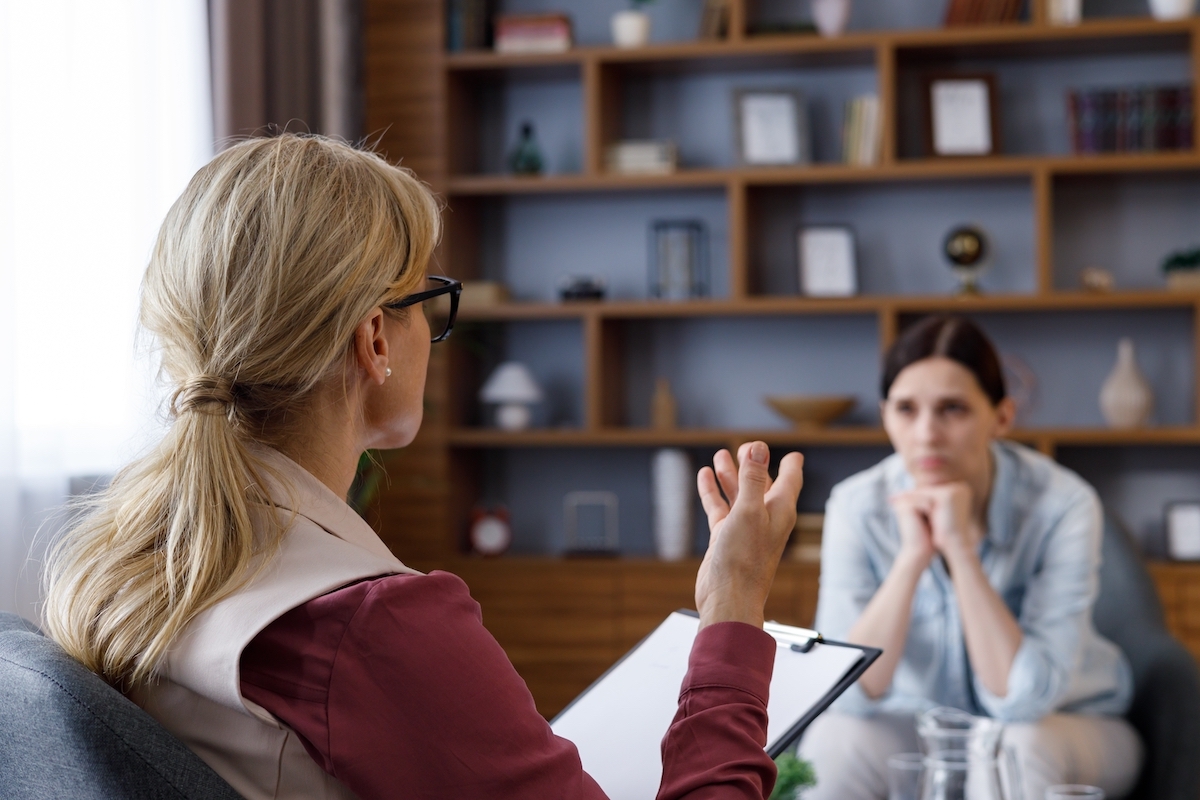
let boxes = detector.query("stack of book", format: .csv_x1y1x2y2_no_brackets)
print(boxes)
944,0,1023,25
446,0,490,52
1067,86,1194,154
606,141,678,175
494,13,573,54
842,96,881,167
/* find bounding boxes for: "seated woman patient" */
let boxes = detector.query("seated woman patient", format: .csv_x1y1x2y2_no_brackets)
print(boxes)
42,134,805,800
799,316,1140,800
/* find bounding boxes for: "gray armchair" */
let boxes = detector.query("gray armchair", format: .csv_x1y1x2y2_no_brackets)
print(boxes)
0,612,242,799
1092,514,1200,800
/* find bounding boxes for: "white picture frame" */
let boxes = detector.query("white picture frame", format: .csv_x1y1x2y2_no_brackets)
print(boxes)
734,89,810,166
797,226,857,297
925,74,999,157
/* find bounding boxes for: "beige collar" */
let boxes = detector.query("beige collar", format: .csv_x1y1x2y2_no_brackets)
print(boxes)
249,444,401,565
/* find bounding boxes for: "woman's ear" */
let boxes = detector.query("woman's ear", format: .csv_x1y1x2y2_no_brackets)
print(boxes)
993,396,1017,437
353,308,389,385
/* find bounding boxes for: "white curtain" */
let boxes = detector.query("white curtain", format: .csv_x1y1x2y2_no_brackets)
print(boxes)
0,0,213,621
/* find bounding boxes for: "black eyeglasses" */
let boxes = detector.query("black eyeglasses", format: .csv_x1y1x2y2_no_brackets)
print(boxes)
386,275,462,343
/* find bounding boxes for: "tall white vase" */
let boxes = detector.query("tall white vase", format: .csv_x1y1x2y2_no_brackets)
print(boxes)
652,448,693,561
1099,338,1154,429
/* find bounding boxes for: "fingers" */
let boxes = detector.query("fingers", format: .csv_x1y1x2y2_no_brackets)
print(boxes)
735,441,771,504
697,466,730,529
765,451,805,511
712,449,738,505
891,490,934,514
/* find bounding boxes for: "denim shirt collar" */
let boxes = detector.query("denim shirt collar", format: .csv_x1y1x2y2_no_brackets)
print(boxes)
984,440,1017,551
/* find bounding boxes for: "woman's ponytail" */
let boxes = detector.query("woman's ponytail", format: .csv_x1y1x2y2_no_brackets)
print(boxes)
43,134,440,688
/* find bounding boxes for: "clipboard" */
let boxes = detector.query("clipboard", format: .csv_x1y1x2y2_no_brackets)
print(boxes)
550,610,880,798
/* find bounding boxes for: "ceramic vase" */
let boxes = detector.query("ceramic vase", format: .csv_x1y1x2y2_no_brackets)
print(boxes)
611,10,651,48
1099,338,1154,429
812,0,852,37
652,448,693,561
1149,0,1196,19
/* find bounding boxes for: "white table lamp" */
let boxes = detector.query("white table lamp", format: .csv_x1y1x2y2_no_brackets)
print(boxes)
480,361,543,431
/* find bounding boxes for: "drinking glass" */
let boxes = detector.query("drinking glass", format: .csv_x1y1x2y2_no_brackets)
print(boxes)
1045,787,1104,800
888,752,925,800
921,753,969,800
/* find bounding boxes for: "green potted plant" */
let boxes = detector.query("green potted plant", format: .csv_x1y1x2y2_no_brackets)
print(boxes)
1163,246,1200,292
612,0,653,48
769,753,817,800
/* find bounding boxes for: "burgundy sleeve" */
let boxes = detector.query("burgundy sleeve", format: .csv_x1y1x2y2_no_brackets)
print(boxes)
657,623,778,800
241,571,777,800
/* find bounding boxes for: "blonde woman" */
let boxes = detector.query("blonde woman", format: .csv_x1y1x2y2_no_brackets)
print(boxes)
43,134,804,800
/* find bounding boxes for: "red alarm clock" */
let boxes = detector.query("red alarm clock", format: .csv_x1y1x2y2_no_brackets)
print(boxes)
470,507,512,557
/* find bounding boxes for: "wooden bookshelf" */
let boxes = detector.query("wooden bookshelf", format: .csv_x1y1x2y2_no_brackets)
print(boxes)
368,0,1200,560
366,0,1200,715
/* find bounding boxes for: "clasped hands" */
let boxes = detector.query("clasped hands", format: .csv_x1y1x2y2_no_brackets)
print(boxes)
694,442,805,630
890,483,985,573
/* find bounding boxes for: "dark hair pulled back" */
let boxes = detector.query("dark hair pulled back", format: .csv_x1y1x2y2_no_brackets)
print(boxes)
881,315,1006,405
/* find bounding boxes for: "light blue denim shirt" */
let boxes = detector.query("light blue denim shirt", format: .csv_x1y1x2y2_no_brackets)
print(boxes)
815,440,1133,722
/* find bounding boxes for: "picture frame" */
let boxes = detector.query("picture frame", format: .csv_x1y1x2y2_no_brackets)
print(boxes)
734,88,811,166
922,73,1001,157
797,226,857,297
1166,501,1200,560
564,491,619,555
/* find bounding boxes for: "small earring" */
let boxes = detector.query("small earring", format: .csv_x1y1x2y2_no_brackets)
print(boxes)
385,367,392,378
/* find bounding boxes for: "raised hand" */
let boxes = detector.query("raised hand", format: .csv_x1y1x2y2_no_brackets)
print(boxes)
695,442,804,630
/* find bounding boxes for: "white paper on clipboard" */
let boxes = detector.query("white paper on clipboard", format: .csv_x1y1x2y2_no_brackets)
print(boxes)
549,610,872,799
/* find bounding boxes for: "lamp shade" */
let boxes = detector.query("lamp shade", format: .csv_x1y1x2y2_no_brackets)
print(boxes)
480,361,543,404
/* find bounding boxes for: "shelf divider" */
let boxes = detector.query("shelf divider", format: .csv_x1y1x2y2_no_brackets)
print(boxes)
583,313,625,429
1034,167,1054,294
729,179,750,300
878,304,898,353
877,41,897,166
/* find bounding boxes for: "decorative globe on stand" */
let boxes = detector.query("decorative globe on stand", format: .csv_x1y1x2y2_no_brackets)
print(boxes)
943,225,990,295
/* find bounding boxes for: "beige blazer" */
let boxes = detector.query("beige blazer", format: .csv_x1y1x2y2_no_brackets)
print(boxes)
132,446,417,800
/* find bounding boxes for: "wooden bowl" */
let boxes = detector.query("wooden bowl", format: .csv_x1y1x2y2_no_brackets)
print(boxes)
764,395,856,429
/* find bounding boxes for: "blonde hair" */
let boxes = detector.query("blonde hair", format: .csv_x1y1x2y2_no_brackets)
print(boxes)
43,134,440,689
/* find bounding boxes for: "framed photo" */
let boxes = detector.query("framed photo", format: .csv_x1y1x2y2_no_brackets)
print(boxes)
734,89,811,166
1167,502,1200,560
923,73,1000,157
797,226,857,297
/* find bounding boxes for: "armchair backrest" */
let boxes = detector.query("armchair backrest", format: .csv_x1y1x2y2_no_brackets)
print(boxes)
1090,515,1200,800
0,612,243,800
